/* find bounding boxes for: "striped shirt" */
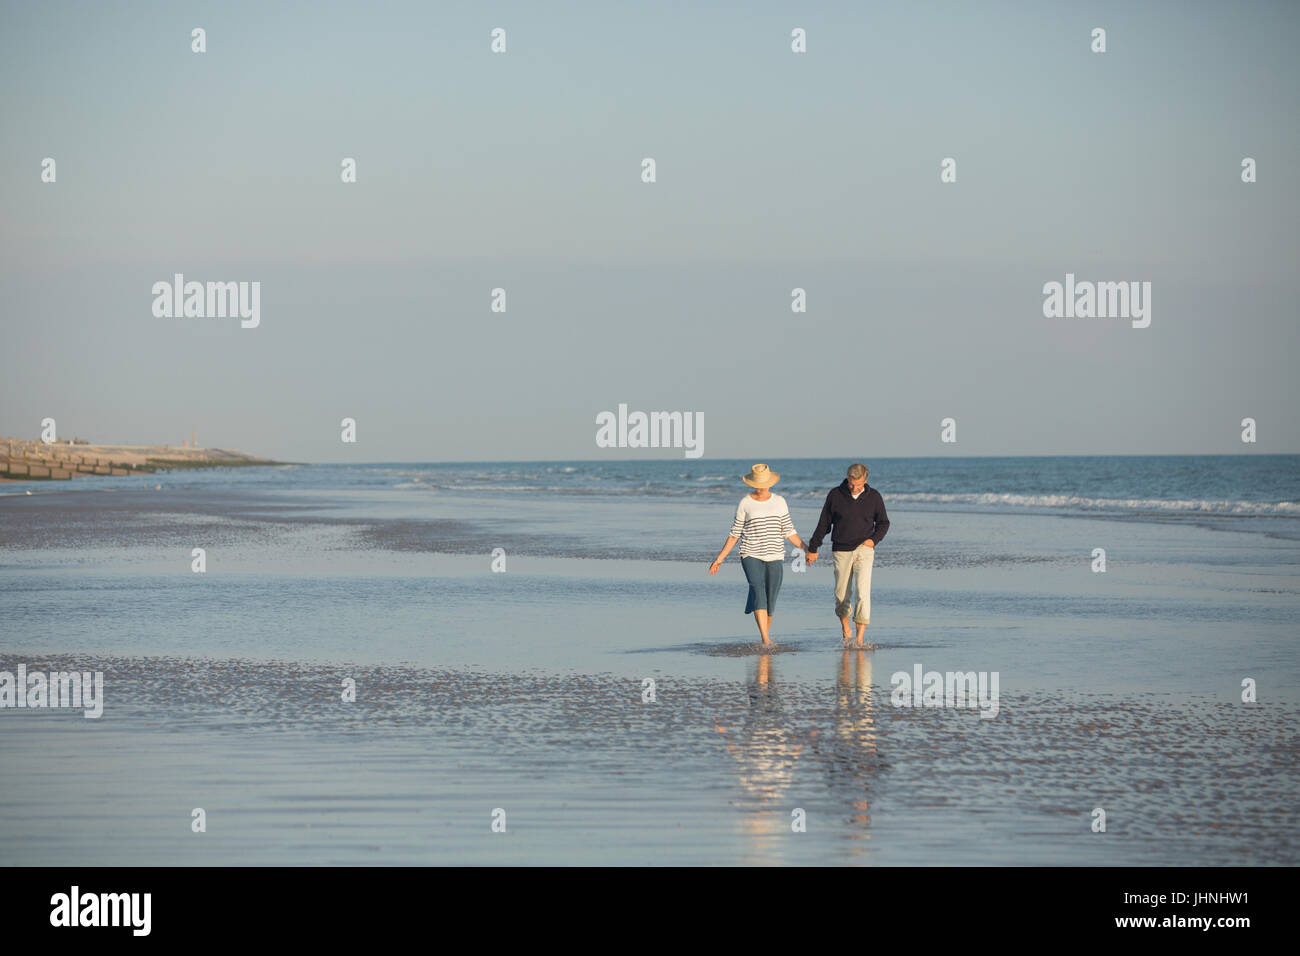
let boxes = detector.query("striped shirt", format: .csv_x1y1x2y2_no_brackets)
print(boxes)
730,493,797,561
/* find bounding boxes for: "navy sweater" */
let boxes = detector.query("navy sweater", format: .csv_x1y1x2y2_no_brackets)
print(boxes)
807,481,890,552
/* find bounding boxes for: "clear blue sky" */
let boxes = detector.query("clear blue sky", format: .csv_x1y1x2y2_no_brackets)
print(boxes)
2,0,1297,460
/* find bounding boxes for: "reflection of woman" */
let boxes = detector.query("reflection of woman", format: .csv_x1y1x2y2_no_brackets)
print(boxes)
709,464,809,645
716,655,802,808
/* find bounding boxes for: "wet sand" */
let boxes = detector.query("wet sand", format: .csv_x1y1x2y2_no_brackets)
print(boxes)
3,477,1298,864
1,652,1295,865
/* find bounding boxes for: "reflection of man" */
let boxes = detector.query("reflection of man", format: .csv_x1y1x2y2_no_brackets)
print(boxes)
836,650,876,753
805,463,890,648
834,650,877,832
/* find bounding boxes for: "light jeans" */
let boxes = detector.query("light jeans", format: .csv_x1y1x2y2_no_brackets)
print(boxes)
832,543,875,625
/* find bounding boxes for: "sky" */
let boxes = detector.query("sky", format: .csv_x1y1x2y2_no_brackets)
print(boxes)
1,0,1297,461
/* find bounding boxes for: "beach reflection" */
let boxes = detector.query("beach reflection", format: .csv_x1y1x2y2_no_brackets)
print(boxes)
716,649,881,862
829,650,877,843
714,653,804,862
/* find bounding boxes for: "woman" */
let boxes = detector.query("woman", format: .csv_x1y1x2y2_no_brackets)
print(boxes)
709,464,809,646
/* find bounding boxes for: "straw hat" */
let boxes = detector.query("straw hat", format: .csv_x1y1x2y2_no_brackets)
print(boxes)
742,463,780,488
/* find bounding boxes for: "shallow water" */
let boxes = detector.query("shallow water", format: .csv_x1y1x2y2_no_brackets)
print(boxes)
1,462,1297,864
1,653,1293,866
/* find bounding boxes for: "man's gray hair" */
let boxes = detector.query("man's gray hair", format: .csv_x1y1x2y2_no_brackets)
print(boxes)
847,463,868,480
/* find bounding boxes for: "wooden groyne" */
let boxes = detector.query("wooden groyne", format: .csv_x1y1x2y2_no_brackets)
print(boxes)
1,437,282,481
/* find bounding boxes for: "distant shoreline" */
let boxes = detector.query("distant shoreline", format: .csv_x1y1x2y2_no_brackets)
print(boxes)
1,436,286,482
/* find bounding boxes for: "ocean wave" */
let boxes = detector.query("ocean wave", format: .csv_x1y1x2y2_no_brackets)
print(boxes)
886,492,1300,515
379,475,1299,515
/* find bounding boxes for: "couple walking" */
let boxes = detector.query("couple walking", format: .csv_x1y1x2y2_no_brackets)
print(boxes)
709,463,890,648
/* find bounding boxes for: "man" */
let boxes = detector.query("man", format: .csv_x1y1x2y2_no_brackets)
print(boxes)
805,463,890,648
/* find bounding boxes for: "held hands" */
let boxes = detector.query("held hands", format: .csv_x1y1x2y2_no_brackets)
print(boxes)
805,550,818,563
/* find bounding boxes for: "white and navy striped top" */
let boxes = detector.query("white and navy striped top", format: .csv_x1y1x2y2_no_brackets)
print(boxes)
730,493,797,561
